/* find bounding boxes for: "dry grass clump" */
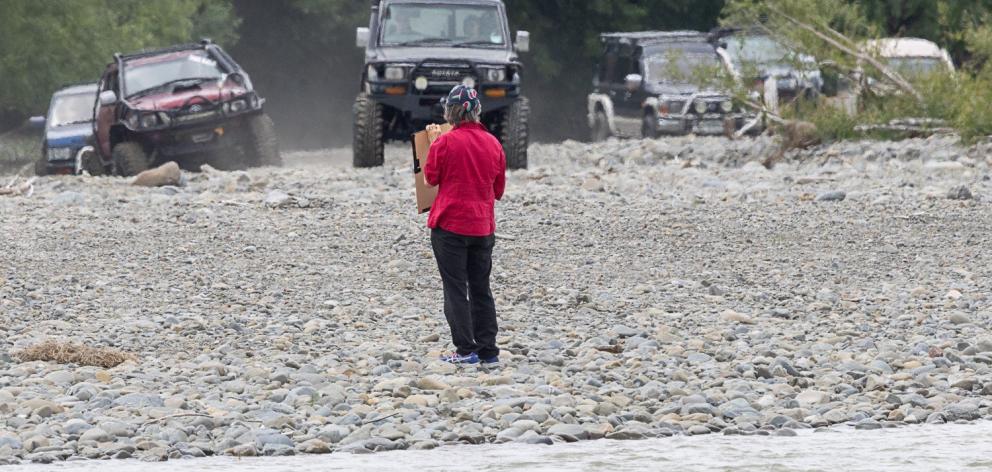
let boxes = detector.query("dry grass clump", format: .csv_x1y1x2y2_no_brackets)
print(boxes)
13,340,136,368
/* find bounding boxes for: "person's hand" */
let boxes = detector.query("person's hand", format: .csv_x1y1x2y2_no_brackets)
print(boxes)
426,124,443,144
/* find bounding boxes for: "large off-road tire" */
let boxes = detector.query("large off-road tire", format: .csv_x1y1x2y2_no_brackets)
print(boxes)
113,142,149,177
591,108,611,142
352,92,384,168
500,96,529,170
641,111,660,139
245,113,282,167
82,150,106,176
34,157,48,176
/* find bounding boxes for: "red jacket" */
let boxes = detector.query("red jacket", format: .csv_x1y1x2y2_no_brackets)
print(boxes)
424,122,506,237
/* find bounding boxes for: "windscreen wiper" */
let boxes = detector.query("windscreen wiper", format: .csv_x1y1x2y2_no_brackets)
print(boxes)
391,38,454,46
451,40,502,48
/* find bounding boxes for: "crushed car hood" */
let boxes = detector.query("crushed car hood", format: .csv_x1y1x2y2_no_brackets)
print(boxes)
46,123,92,148
127,81,247,111
369,47,516,65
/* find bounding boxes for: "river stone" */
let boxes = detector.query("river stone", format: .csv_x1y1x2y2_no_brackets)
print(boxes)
79,428,112,443
114,393,164,408
547,424,588,441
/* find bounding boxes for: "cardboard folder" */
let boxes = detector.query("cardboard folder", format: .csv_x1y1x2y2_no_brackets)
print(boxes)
411,124,452,214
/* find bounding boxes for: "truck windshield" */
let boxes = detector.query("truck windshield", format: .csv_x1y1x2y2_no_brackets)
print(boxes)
380,3,505,46
645,46,723,83
726,35,810,71
886,57,944,78
124,52,225,97
49,93,94,127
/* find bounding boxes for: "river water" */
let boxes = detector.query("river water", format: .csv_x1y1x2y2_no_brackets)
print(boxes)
10,422,992,472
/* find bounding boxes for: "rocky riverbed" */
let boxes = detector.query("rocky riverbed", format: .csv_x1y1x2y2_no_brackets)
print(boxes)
1,135,991,465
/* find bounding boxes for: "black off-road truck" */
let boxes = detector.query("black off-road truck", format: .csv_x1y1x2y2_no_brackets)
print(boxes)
93,40,280,176
353,0,530,169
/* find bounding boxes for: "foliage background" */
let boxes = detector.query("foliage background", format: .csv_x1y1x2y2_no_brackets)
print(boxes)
2,0,991,147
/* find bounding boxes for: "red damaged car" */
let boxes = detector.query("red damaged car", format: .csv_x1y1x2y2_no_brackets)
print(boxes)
93,39,280,176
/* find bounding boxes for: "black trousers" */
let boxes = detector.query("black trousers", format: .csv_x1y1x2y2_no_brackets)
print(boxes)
430,227,499,359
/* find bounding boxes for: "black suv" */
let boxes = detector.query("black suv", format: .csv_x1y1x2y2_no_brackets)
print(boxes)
588,31,748,140
353,0,530,168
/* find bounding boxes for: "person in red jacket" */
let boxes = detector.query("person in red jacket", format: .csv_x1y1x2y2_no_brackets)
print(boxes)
424,84,506,366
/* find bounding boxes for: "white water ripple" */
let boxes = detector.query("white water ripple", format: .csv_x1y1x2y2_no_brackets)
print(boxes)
9,422,992,472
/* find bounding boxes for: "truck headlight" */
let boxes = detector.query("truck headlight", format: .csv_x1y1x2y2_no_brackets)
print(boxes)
47,147,72,161
720,101,733,113
384,66,407,81
125,111,140,129
414,76,429,91
140,113,159,128
693,100,707,114
367,65,379,81
462,77,476,88
229,99,247,113
484,68,506,82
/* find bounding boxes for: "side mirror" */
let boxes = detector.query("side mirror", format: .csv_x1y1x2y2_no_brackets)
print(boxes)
625,73,643,91
515,31,530,53
28,116,46,129
356,27,370,48
99,90,118,106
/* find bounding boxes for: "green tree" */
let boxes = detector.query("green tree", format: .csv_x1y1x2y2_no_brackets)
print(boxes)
0,0,238,131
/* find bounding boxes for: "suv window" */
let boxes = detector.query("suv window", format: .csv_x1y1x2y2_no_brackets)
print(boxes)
643,43,721,83
381,3,505,46
50,93,94,127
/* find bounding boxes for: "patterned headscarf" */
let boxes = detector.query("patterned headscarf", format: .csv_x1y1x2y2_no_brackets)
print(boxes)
441,84,481,113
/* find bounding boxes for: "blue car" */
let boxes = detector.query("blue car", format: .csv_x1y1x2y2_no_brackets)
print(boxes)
31,83,102,176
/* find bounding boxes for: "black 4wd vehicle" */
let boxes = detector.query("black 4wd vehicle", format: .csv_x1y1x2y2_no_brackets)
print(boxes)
588,31,749,140
93,40,280,176
353,0,530,169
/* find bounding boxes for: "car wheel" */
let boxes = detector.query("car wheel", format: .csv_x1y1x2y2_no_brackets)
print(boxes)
245,113,281,167
500,96,529,170
113,142,149,177
353,92,384,168
641,112,660,139
591,109,611,142
82,149,105,176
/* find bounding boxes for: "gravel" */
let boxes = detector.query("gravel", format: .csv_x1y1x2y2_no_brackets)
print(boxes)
1,134,991,464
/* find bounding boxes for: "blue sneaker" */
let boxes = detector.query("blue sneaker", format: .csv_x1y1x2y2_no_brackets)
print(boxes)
439,352,479,364
480,356,500,368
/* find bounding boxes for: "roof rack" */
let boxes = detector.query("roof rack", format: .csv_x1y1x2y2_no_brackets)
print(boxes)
117,40,211,61
600,30,706,45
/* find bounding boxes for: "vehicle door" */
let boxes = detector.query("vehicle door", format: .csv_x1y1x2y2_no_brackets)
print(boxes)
611,43,641,136
93,66,119,158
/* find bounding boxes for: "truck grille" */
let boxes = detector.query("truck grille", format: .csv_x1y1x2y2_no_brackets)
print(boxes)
428,69,465,80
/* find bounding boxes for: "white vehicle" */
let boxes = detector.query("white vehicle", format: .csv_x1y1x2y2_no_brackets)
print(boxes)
863,38,955,78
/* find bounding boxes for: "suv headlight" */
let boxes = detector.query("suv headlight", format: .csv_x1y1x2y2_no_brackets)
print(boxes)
693,100,707,114
384,66,408,81
229,99,248,113
125,111,139,129
720,101,733,113
484,68,506,82
367,65,379,81
140,113,159,128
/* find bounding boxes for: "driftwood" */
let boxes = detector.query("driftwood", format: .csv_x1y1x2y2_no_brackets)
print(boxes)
854,118,954,136
0,176,35,197
765,5,923,104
